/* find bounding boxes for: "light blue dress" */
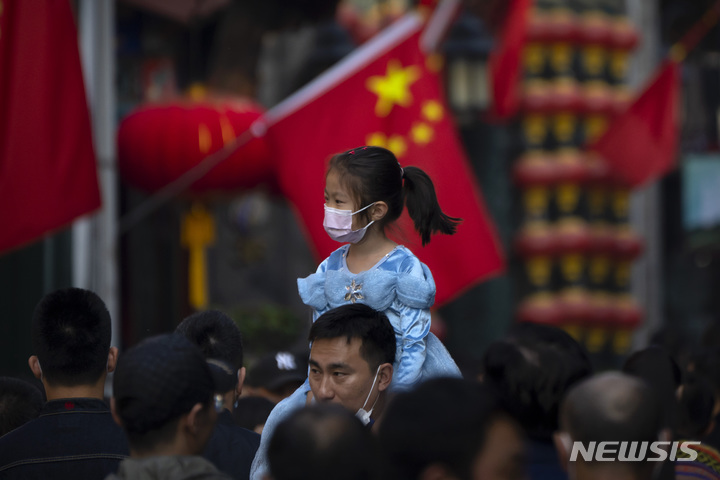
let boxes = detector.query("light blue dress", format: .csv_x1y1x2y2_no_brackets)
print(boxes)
249,244,461,479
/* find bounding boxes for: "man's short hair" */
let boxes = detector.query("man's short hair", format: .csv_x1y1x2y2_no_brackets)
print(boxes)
268,404,379,480
31,288,112,386
379,378,505,480
482,322,592,439
561,372,662,446
308,304,396,370
112,333,214,451
0,377,44,436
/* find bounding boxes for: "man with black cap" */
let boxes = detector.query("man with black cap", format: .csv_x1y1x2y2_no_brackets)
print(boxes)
108,333,231,480
244,350,309,405
176,310,260,479
0,288,129,479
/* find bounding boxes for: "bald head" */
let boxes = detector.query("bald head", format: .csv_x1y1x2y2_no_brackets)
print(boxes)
560,372,662,444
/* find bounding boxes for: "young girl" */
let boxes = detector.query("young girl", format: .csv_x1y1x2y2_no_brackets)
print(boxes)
298,145,462,389
250,146,461,479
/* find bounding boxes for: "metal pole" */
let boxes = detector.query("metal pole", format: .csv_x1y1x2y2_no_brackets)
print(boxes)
77,0,120,348
626,0,662,348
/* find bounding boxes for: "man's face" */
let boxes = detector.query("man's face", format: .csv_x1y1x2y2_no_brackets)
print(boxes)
471,417,527,480
309,337,376,413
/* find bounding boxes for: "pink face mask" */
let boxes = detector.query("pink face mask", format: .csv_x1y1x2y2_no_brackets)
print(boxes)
323,203,376,243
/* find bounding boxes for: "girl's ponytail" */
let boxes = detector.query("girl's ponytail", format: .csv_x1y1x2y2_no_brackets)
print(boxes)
402,166,461,246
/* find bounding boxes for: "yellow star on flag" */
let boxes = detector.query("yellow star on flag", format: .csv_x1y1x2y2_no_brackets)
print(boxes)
387,135,407,158
366,132,388,148
366,60,420,117
422,100,443,122
411,122,433,145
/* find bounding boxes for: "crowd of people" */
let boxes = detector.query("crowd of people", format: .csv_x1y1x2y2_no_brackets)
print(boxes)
1,287,720,480
1,146,720,479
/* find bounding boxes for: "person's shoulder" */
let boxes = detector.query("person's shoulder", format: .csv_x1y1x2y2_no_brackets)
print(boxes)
382,246,436,308
298,245,349,310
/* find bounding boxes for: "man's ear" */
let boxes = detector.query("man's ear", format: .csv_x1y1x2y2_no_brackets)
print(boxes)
107,347,119,374
370,201,388,222
184,403,205,435
28,355,42,380
377,363,393,392
236,367,246,397
553,431,571,472
110,398,124,428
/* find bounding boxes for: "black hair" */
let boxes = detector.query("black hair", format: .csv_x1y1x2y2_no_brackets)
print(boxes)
622,346,681,432
677,374,716,439
176,309,244,371
379,378,509,480
31,288,112,386
481,322,592,440
268,404,379,480
309,304,396,371
328,146,461,246
0,377,44,436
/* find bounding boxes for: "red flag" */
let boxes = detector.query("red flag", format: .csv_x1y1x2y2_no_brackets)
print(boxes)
0,0,101,253
590,61,680,188
488,0,531,120
265,13,504,306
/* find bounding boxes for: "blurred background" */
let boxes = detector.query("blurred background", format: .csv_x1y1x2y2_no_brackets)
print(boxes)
1,0,719,377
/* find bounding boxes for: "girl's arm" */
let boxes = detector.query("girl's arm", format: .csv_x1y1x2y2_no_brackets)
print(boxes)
393,304,431,389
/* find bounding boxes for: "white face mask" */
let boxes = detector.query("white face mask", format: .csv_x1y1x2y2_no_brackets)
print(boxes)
323,203,376,244
355,366,381,426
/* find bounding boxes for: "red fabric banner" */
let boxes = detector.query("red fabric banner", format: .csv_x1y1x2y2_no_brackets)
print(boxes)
0,0,101,253
267,14,504,306
590,61,680,188
488,0,531,120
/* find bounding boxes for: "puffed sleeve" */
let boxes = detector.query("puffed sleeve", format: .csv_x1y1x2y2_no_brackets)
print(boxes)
391,255,436,390
297,257,330,313
393,303,431,389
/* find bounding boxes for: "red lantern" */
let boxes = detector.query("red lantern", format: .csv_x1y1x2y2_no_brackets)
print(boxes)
517,293,564,326
513,152,558,187
118,98,272,193
609,17,639,51
515,222,557,257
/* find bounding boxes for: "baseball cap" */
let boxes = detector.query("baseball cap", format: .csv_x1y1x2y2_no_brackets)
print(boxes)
246,351,308,391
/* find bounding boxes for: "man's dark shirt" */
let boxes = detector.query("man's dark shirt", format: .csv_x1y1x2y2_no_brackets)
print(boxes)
0,398,129,480
203,409,260,480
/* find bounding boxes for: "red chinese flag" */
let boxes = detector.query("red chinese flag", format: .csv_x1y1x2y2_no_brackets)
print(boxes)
265,13,504,306
590,61,680,188
0,0,101,253
488,0,531,120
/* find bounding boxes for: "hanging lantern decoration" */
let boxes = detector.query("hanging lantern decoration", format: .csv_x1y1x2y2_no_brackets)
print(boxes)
117,97,272,193
511,0,642,353
514,1,565,327
118,96,272,311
